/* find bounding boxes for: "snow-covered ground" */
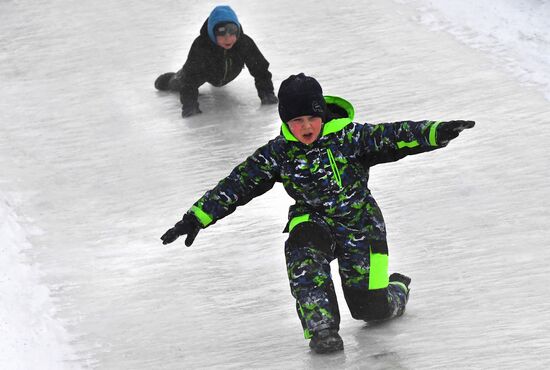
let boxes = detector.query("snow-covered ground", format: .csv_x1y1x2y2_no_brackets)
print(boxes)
402,0,550,101
1,0,549,368
0,192,76,369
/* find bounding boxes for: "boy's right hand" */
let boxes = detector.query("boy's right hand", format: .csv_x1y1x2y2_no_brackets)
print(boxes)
260,92,278,105
437,120,475,145
161,213,201,246
181,102,202,118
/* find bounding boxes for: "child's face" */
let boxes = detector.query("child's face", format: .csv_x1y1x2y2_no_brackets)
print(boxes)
216,34,237,49
288,115,323,145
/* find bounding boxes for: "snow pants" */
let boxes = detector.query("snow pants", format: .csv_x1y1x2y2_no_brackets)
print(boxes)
170,68,238,107
284,202,408,338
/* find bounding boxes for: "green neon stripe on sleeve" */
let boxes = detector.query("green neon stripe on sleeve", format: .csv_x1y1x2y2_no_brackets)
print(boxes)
368,252,389,290
289,214,310,232
397,140,419,149
190,206,213,227
429,121,443,146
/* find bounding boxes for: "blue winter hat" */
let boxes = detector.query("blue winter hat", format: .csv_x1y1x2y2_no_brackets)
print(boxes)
207,6,241,44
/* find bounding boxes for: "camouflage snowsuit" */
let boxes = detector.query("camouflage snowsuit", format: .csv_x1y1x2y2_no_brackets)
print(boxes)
188,96,445,338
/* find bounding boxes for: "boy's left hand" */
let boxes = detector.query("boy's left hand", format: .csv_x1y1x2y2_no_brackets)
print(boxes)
161,213,201,246
260,92,278,105
437,120,475,145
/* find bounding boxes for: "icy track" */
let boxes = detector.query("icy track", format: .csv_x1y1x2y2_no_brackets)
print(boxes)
1,0,550,369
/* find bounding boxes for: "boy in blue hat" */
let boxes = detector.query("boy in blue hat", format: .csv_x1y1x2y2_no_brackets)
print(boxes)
155,6,278,117
161,73,475,353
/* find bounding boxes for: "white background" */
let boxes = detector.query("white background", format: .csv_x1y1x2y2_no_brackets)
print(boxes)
1,0,549,368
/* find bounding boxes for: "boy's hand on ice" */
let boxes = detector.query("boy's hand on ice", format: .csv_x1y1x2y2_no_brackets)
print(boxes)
181,102,202,118
161,213,201,246
437,120,475,145
260,92,278,105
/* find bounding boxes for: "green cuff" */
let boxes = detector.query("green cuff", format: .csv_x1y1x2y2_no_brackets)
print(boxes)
429,121,443,146
190,206,213,227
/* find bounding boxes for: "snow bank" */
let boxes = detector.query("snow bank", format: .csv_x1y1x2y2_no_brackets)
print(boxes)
0,193,76,370
409,0,550,101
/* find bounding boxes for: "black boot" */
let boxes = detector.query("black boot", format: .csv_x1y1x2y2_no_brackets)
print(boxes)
389,273,411,318
309,329,344,354
389,272,411,298
154,72,176,91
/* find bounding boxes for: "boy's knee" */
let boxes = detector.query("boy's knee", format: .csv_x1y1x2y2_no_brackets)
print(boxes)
168,77,182,91
343,287,391,321
287,221,334,256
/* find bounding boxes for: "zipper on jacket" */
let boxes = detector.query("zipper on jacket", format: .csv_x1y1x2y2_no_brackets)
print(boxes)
222,50,229,84
326,148,343,189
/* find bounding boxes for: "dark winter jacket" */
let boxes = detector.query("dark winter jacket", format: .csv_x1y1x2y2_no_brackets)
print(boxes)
188,96,445,230
175,19,275,108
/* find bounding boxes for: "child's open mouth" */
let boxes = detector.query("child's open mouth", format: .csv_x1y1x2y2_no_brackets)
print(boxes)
303,133,313,139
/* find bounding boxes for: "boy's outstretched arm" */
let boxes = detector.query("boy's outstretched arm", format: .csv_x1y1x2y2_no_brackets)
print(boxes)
160,143,280,246
360,119,475,166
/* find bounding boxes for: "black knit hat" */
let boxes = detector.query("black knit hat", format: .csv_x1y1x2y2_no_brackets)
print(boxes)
277,73,326,123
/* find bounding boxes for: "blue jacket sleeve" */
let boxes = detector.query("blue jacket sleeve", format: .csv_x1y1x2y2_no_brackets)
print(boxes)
188,142,281,228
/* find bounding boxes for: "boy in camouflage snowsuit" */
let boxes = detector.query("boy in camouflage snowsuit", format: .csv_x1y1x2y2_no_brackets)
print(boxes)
161,73,475,353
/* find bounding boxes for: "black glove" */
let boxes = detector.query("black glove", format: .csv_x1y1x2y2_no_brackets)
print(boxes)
181,102,202,118
259,91,278,105
437,120,475,145
161,213,201,246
